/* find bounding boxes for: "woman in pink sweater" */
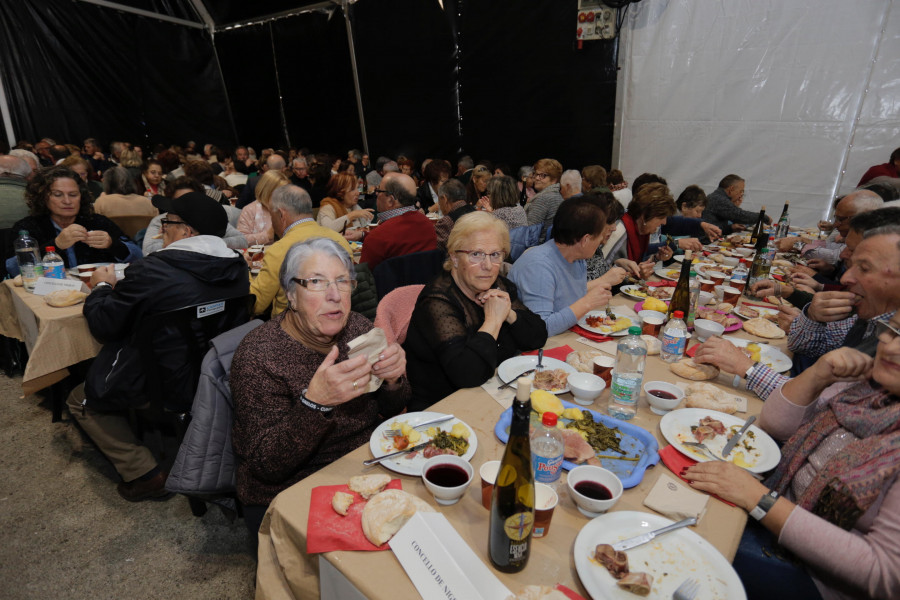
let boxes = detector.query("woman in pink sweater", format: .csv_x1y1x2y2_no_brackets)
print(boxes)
686,314,900,600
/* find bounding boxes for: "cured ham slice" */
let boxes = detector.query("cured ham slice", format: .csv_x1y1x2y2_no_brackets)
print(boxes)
561,429,595,463
616,572,653,596
422,445,455,459
700,416,726,435
594,544,629,579
693,425,716,442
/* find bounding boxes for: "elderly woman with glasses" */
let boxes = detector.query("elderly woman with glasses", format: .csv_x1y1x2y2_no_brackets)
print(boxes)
231,237,410,533
684,312,900,600
404,212,547,411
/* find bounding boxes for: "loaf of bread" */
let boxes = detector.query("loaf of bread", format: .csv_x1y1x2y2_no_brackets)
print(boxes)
743,317,786,339
43,289,87,307
361,489,434,546
683,382,738,414
331,491,354,516
669,358,719,381
348,473,391,499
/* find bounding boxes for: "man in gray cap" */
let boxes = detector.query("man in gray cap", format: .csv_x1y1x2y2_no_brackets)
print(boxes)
67,192,249,502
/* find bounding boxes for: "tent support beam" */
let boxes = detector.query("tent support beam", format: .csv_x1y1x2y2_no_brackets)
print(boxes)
343,2,368,155
0,72,15,146
72,0,205,28
217,2,335,31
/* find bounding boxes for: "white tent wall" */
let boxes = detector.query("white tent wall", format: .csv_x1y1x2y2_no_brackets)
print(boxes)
614,0,898,227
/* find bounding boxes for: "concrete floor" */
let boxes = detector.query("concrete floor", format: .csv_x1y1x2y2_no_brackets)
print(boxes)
0,374,258,600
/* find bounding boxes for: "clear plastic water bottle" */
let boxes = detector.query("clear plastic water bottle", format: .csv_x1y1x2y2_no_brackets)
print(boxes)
609,326,647,420
660,310,688,363
14,230,44,292
531,412,564,490
732,259,749,288
42,246,65,279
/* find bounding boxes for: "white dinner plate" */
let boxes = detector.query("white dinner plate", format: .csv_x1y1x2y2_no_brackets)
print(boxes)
368,412,477,476
733,304,779,321
574,511,746,600
578,309,635,337
653,265,682,281
496,355,577,394
727,337,792,373
660,408,781,473
619,285,649,301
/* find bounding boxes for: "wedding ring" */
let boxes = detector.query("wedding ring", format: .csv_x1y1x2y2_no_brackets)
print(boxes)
352,380,358,390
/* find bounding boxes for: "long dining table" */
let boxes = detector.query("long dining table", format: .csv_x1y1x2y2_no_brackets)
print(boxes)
255,288,789,600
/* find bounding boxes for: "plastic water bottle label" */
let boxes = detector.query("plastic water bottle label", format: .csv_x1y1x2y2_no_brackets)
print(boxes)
44,264,65,279
533,454,563,483
661,329,687,355
611,374,640,404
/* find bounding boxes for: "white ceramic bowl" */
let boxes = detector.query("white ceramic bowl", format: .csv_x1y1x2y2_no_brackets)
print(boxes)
566,466,623,517
698,291,715,306
638,310,667,322
567,372,606,406
421,455,474,506
643,380,685,415
721,256,740,267
734,247,754,256
693,318,725,342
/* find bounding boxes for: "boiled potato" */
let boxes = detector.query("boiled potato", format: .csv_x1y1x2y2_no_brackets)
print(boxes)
450,422,470,439
531,389,564,415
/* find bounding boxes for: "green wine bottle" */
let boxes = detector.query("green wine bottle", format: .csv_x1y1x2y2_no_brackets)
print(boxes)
488,377,535,573
667,250,693,319
749,206,767,247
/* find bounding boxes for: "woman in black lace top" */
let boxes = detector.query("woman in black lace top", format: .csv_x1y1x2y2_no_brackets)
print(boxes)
404,212,548,410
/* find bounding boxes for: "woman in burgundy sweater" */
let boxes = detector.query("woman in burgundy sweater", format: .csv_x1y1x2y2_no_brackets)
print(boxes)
232,238,410,533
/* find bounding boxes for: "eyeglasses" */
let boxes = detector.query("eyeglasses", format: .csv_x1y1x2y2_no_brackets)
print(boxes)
160,218,189,228
374,188,392,195
455,250,505,265
833,214,852,223
532,171,550,180
292,277,357,293
876,321,900,344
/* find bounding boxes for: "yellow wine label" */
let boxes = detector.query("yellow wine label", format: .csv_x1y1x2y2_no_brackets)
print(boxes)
496,464,517,487
517,483,534,505
503,512,534,541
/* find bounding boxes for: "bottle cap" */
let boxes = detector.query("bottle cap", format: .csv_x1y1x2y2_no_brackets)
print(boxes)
672,310,684,319
46,246,55,252
628,326,641,335
18,230,27,236
689,270,696,277
541,412,558,427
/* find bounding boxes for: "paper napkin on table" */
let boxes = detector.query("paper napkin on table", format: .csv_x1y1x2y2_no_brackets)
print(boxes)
575,337,618,355
482,375,517,409
643,473,709,522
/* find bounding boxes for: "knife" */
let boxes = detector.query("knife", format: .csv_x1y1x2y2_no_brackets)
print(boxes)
498,368,536,390
363,441,431,466
611,517,697,552
721,415,757,458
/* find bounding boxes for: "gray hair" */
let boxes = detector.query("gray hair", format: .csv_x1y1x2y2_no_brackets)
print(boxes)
560,169,583,192
518,165,534,179
40,137,56,145
109,141,126,157
439,179,467,204
458,155,474,171
266,154,286,171
844,189,883,214
384,174,417,206
382,161,399,173
270,184,312,216
9,149,39,170
291,156,307,168
102,166,138,195
0,155,32,178
718,174,744,190
279,238,355,297
348,149,362,162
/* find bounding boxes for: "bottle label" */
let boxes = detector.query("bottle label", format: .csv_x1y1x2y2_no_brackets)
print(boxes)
661,329,687,355
503,512,534,541
611,375,640,404
44,264,65,279
533,454,563,483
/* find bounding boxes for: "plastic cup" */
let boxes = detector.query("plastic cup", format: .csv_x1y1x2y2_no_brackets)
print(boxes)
729,278,746,293
641,317,663,337
722,286,741,305
532,483,559,538
707,271,727,286
714,285,727,303
699,278,716,292
479,460,501,509
592,356,615,387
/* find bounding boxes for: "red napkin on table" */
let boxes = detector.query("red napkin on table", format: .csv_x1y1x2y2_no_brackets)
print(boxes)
685,343,700,357
306,479,404,553
555,585,588,600
568,325,613,343
523,345,575,360
659,446,736,507
646,280,676,287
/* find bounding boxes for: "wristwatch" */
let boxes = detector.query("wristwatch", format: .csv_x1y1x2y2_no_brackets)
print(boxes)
92,281,112,291
743,361,761,380
749,490,779,520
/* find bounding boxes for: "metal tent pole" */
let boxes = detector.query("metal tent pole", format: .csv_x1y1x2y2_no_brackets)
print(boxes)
343,1,369,155
0,72,15,146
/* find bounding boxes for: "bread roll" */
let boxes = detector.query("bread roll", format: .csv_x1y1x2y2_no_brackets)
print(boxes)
669,359,719,381
743,317,786,339
13,274,23,287
348,473,391,499
332,491,354,516
43,289,87,307
640,335,661,355
716,302,734,313
361,489,434,546
683,382,738,414
565,350,605,373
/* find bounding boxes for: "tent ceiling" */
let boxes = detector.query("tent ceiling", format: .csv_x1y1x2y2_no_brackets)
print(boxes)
78,0,340,27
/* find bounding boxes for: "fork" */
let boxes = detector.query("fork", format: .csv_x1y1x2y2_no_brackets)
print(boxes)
673,578,700,600
682,441,727,462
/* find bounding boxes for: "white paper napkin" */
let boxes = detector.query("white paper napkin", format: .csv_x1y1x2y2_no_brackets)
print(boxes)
643,473,709,522
482,375,517,409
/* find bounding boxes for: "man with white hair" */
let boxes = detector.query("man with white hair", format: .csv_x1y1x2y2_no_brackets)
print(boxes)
289,156,312,193
0,155,32,228
559,169,583,200
8,149,39,174
236,154,287,209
